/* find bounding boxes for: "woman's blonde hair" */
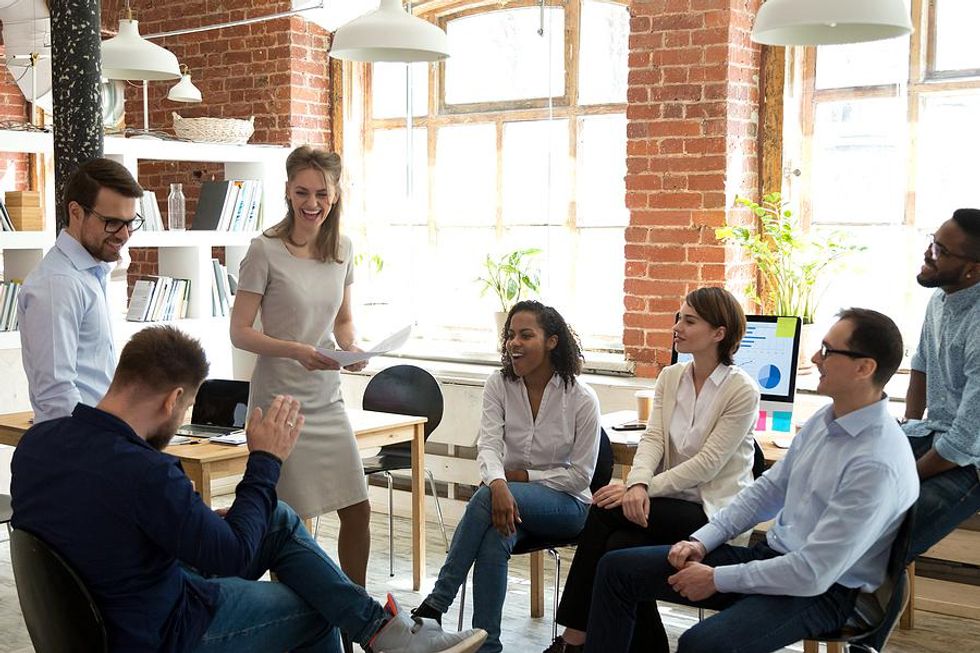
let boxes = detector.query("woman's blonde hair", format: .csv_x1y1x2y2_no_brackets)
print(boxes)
264,145,344,263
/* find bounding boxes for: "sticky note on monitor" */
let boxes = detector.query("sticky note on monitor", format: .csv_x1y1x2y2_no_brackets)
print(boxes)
772,411,793,433
755,410,768,431
775,317,796,338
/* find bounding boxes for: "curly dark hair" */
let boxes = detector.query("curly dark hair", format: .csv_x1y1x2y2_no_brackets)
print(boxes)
500,300,583,388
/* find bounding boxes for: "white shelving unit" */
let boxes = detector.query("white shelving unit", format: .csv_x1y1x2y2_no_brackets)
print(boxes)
0,128,290,340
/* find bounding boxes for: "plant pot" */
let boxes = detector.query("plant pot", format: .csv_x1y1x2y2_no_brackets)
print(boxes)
798,322,816,373
493,311,508,342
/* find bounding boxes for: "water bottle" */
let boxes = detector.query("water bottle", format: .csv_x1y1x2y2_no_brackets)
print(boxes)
168,183,186,231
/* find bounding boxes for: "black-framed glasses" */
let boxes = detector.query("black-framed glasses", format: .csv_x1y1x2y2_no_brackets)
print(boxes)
83,205,144,234
927,234,976,262
819,343,875,360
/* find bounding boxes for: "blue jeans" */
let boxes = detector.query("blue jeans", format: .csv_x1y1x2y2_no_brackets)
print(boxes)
426,482,589,653
906,433,980,561
190,502,385,653
585,542,859,653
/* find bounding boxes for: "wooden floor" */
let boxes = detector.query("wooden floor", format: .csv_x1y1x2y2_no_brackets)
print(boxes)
1,512,978,652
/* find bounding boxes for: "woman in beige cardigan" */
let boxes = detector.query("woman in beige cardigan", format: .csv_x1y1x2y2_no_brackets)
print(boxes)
544,287,761,653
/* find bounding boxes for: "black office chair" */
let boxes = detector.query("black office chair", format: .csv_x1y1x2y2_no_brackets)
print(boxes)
0,493,11,542
805,506,916,653
360,364,450,576
10,529,108,653
457,428,615,638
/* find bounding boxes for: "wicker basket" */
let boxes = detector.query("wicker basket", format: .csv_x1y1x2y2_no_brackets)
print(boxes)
172,113,255,144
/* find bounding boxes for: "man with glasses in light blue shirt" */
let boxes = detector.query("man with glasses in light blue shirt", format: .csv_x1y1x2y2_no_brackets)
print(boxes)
584,309,918,653
18,158,144,423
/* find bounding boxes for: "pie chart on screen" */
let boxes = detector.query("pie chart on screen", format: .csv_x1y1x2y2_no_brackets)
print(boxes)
758,364,782,390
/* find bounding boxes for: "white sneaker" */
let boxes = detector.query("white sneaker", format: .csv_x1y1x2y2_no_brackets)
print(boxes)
368,594,487,653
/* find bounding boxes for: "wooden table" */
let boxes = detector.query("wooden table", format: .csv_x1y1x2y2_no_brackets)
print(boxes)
0,408,430,590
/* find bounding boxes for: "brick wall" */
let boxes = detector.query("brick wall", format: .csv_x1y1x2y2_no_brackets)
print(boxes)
0,41,32,212
99,1,334,286
624,0,762,378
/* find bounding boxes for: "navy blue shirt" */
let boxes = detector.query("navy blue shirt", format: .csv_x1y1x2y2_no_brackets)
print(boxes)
10,404,282,652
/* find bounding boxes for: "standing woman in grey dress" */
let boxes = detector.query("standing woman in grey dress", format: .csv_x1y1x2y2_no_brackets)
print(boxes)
230,145,372,586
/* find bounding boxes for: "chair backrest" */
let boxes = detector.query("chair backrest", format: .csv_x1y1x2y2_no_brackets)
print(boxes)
362,365,444,453
752,439,767,479
591,427,615,493
191,379,250,428
10,529,108,653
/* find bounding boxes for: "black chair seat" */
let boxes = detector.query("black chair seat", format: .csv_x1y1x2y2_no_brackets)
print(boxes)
512,536,579,556
361,452,413,475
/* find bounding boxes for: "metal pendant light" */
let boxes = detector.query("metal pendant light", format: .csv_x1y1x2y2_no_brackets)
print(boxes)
329,0,450,63
167,65,203,103
751,0,913,46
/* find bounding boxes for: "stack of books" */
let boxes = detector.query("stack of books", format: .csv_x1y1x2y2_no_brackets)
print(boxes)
126,276,191,322
139,191,165,231
211,258,235,317
192,180,263,232
4,191,43,231
0,280,21,331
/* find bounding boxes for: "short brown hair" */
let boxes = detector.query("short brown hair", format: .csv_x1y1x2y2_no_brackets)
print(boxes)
684,287,747,366
111,326,209,394
64,158,143,217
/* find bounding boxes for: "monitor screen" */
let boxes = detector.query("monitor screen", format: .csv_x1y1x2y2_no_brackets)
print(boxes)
671,315,801,402
191,379,250,428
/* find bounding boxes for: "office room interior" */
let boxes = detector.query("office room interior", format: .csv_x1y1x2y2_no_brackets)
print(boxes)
0,1,978,652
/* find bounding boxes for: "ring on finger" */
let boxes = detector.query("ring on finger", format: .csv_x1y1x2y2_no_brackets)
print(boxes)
286,420,295,428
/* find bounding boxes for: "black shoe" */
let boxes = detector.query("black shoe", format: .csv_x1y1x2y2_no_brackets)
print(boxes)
543,635,585,653
410,599,443,626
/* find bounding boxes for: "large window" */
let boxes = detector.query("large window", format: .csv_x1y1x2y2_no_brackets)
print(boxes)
343,0,629,354
791,0,980,350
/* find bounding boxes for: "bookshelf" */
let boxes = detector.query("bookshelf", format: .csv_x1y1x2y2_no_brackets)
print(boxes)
0,128,290,342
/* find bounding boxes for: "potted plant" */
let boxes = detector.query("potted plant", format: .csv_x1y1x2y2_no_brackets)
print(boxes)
476,248,542,337
716,193,865,369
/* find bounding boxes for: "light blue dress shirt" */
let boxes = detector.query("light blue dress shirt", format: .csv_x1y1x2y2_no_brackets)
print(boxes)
904,282,980,468
17,230,116,423
693,398,919,596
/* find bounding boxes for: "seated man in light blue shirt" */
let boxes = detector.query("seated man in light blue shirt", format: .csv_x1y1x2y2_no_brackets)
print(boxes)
583,308,919,653
17,158,144,423
900,209,980,561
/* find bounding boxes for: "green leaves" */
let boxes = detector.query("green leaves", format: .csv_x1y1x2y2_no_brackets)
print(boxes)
476,248,543,312
719,193,865,323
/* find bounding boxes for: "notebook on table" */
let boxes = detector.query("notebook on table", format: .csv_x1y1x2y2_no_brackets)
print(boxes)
176,379,249,439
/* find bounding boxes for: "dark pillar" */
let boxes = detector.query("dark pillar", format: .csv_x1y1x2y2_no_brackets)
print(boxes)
50,0,104,230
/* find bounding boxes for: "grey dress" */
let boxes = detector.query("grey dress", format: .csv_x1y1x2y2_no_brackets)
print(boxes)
237,234,368,518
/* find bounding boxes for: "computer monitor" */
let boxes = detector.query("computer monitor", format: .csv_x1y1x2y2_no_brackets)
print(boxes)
671,315,802,432
190,379,249,428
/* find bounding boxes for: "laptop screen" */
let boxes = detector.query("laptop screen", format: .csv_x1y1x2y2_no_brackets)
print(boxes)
191,380,249,428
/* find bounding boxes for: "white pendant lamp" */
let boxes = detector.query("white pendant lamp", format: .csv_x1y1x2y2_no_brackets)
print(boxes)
329,0,450,63
751,0,913,46
101,4,181,81
167,65,203,103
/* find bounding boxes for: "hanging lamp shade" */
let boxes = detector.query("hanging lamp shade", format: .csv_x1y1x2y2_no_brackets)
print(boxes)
751,0,913,46
329,0,450,63
101,19,181,80
167,66,203,103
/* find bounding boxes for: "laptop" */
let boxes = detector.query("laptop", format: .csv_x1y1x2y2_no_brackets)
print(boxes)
177,379,249,439
671,315,802,435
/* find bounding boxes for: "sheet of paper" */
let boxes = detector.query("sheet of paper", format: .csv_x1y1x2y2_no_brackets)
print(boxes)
316,324,413,366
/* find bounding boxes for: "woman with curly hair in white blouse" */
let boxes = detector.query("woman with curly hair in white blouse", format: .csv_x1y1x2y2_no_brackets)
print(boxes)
412,300,601,653
544,287,761,653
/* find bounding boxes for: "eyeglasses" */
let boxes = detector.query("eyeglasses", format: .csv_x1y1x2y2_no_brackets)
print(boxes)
927,234,976,262
818,343,874,360
83,206,144,234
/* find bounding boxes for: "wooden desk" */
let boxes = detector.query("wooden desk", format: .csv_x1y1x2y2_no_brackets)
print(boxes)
0,408,429,591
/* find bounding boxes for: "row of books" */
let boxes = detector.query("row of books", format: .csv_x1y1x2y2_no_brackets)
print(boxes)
0,280,21,331
138,191,166,231
211,258,236,317
0,199,14,231
127,276,191,322
193,180,263,232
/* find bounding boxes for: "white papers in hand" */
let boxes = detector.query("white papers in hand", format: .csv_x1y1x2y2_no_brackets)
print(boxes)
316,324,412,366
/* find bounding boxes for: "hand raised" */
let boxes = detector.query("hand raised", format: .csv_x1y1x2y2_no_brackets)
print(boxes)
246,394,303,461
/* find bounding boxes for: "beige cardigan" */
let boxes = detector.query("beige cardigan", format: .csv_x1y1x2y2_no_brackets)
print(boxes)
625,362,760,543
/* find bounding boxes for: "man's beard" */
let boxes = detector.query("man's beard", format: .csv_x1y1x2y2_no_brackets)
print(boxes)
917,267,960,288
146,427,176,451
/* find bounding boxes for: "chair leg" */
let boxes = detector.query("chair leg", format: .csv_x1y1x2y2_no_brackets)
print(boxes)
900,562,915,630
802,642,819,653
548,548,561,641
312,515,320,539
458,572,467,632
530,550,545,618
425,468,450,552
384,471,394,577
